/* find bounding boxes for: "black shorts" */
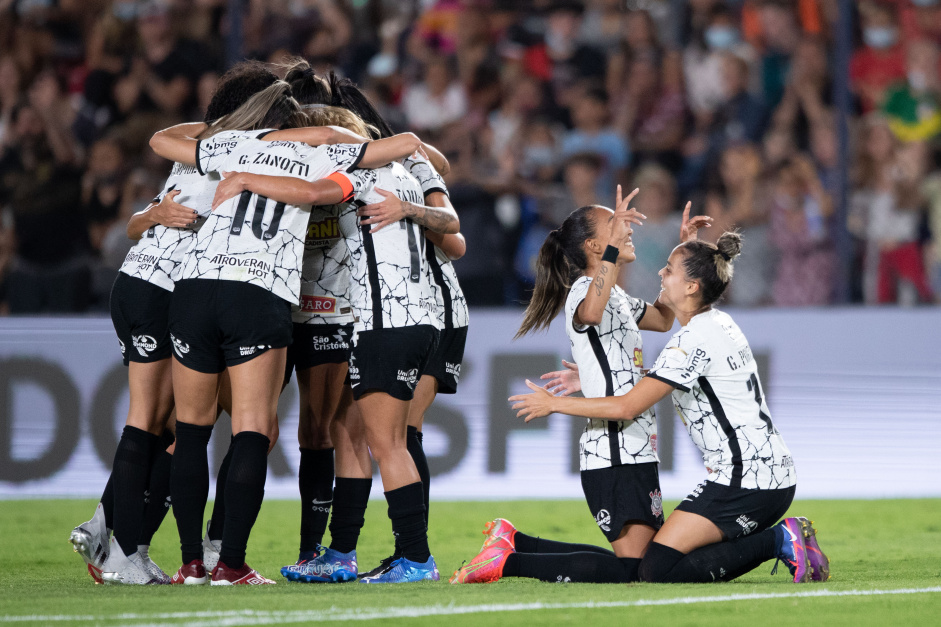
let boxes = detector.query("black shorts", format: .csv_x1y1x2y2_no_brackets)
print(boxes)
674,480,796,540
168,279,293,374
423,325,467,394
110,273,173,366
348,325,438,401
289,323,354,371
581,462,664,543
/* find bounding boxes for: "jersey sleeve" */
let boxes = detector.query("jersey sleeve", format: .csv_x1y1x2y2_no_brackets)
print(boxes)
196,130,250,175
626,294,647,324
565,278,592,334
404,156,448,198
646,329,709,392
324,143,369,173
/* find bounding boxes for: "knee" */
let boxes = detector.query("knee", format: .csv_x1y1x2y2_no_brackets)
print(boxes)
638,542,685,583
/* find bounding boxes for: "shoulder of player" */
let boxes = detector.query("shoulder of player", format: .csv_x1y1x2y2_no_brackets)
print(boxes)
565,276,592,306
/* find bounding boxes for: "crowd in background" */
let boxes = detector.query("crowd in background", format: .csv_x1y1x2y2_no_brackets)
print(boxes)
0,0,939,313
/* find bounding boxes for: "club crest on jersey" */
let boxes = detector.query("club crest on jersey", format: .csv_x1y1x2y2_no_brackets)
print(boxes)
633,348,643,368
306,217,340,246
132,335,158,357
300,295,336,314
594,509,611,532
649,489,663,518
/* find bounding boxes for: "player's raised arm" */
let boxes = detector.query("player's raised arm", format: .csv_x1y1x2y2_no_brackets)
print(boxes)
149,122,208,165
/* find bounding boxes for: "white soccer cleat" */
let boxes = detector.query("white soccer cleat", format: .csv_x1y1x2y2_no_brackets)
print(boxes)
137,545,171,584
69,503,110,584
100,537,159,585
202,520,222,573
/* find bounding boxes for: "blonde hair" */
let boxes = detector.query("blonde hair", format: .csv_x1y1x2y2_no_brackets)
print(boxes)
302,106,376,139
199,81,304,139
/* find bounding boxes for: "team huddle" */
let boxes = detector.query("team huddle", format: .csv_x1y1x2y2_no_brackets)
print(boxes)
68,58,829,589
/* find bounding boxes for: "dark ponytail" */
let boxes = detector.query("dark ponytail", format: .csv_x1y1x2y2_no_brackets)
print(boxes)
327,71,395,139
516,206,599,338
283,57,333,107
679,231,743,307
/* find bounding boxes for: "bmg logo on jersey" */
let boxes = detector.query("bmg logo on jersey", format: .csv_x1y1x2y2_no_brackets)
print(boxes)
132,335,158,357
397,368,418,388
306,217,340,247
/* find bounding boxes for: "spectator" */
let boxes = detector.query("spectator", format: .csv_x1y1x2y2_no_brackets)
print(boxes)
849,115,933,304
755,0,804,110
882,39,941,141
711,52,767,149
850,0,907,113
401,56,467,132
0,56,22,149
768,156,836,306
560,85,629,199
771,36,832,150
82,136,128,254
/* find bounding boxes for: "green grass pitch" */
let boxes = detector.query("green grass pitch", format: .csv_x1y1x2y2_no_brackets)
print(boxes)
1,498,939,625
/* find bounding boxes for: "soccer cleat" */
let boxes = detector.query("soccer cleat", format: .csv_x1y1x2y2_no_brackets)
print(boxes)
450,543,512,584
137,545,171,584
771,517,812,583
296,547,357,583
100,538,159,585
69,503,110,584
211,561,276,585
480,518,517,552
170,559,208,585
797,517,830,582
359,556,439,584
202,520,222,573
357,554,398,580
280,545,325,581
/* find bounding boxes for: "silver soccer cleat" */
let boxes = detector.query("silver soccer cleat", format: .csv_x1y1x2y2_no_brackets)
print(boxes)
202,520,222,573
101,537,160,585
69,503,110,584
137,545,171,584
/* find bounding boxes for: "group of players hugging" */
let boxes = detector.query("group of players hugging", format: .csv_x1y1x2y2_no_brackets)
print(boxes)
68,57,830,588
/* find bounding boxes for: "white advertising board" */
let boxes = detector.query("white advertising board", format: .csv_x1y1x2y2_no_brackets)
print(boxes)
1,308,939,500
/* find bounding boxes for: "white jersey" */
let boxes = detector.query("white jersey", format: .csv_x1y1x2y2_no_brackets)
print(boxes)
119,162,220,291
293,204,355,325
339,163,440,331
405,156,469,330
565,276,658,471
647,309,796,490
181,132,365,304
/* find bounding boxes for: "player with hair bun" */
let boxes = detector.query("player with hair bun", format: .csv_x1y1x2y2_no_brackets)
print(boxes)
506,231,831,585
453,190,701,585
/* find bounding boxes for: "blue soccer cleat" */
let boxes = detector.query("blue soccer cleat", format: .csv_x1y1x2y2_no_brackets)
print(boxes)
296,547,357,583
358,555,439,584
771,517,812,583
280,545,324,581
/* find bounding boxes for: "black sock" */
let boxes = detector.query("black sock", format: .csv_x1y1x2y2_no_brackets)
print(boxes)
100,475,114,530
639,531,778,583
328,477,372,554
171,421,213,564
406,427,430,528
207,437,234,542
503,552,640,583
385,482,429,563
111,426,159,556
514,531,616,556
298,447,334,553
218,431,270,570
138,429,174,546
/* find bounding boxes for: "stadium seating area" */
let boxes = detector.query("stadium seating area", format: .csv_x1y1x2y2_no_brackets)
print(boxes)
0,0,939,312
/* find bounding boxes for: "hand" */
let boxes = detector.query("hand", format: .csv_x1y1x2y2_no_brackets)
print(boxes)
608,185,644,248
148,189,198,228
509,380,558,423
540,360,581,396
212,172,246,210
357,188,410,232
679,201,712,243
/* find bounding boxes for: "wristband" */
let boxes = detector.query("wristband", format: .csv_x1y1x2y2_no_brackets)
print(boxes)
601,245,619,264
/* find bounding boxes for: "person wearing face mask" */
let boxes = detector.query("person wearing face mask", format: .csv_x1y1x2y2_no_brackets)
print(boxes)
850,1,907,113
882,39,941,141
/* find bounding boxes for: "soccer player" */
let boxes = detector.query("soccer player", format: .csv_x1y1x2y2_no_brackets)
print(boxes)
452,190,700,585
210,108,458,584
507,232,830,584
69,62,280,586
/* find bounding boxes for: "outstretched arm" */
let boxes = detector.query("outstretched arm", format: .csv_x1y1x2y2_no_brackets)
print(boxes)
509,376,673,423
211,172,347,210
264,125,367,146
149,122,208,165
